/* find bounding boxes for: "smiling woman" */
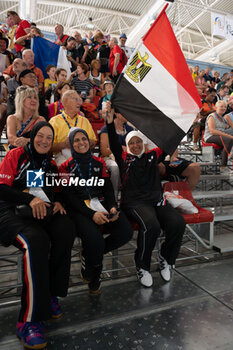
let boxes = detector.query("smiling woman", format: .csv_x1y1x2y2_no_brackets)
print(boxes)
6,86,45,149
0,121,76,349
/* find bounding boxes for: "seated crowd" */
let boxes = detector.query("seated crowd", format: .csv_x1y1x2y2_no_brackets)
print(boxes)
0,10,232,350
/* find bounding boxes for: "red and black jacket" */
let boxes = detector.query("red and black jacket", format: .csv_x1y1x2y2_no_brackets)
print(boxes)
0,146,59,210
59,156,116,219
107,121,166,208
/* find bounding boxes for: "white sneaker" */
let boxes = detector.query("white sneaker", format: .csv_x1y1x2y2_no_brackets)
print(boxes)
136,268,153,287
158,252,171,282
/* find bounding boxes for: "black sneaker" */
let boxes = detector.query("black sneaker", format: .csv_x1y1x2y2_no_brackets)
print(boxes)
88,264,102,295
80,254,92,283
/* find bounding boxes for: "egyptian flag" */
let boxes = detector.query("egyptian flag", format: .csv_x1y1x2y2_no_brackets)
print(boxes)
111,4,201,155
32,37,71,78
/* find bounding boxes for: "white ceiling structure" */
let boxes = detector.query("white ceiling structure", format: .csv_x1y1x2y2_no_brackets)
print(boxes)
1,0,233,66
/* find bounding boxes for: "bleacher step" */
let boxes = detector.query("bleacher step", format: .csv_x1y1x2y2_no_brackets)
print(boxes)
213,232,233,253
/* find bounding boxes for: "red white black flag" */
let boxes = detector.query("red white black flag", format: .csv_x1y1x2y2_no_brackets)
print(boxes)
111,4,201,154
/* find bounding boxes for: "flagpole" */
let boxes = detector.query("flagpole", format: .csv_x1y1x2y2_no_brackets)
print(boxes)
143,3,169,42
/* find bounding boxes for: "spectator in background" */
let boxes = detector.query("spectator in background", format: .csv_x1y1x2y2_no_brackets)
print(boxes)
44,64,56,92
7,86,46,148
195,69,207,96
93,31,110,76
48,82,71,119
216,73,230,90
98,79,114,116
14,26,43,50
22,49,44,91
192,87,216,151
212,71,220,86
44,68,67,104
99,110,134,199
0,36,14,64
6,16,17,54
7,10,31,57
225,95,233,115
54,24,68,45
49,90,96,166
215,85,229,103
18,69,48,120
0,38,10,72
70,63,94,99
204,100,233,174
192,65,199,81
73,31,89,63
63,36,79,72
7,58,28,116
224,96,233,131
109,37,125,84
119,33,131,60
87,59,104,94
203,67,212,85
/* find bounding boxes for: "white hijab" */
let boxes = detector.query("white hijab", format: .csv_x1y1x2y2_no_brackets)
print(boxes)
125,130,146,158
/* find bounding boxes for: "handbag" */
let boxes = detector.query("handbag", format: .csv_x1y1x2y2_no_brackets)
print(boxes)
15,204,54,219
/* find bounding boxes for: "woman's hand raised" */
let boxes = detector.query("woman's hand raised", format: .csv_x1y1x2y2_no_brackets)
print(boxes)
105,101,115,123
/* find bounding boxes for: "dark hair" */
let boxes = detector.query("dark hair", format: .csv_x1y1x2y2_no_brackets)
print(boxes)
55,68,67,77
30,22,36,26
64,36,76,47
54,82,71,101
7,10,18,17
56,24,64,30
206,87,216,94
46,64,56,73
77,63,89,74
219,84,228,91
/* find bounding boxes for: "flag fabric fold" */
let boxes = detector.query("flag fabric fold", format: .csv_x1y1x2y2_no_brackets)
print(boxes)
111,4,201,155
32,37,71,78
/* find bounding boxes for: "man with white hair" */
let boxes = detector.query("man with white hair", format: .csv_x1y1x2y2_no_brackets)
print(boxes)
49,90,97,165
22,49,44,91
109,37,125,83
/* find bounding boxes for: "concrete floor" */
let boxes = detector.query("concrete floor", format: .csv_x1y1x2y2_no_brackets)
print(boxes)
0,257,233,350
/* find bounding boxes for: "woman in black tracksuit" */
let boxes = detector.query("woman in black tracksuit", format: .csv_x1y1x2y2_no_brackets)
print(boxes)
106,102,186,288
0,121,75,349
59,127,133,294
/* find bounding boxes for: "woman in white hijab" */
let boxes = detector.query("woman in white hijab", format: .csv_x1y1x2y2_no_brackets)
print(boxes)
106,102,186,288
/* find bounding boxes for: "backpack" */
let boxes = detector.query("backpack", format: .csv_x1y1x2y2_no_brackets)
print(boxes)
121,49,128,67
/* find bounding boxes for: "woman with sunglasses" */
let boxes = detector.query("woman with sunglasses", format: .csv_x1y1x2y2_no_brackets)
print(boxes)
0,121,75,349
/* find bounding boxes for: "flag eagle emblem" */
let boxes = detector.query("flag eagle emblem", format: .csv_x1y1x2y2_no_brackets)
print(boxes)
126,51,152,83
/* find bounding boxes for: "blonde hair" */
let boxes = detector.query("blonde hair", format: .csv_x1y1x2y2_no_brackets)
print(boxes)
215,100,227,108
15,86,39,121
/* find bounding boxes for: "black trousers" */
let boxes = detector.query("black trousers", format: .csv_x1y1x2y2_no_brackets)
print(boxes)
73,212,133,267
206,135,233,166
12,213,75,322
124,203,186,271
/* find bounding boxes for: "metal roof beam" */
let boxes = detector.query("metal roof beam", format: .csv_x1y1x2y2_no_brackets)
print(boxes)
194,39,233,62
176,0,222,37
37,0,139,19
